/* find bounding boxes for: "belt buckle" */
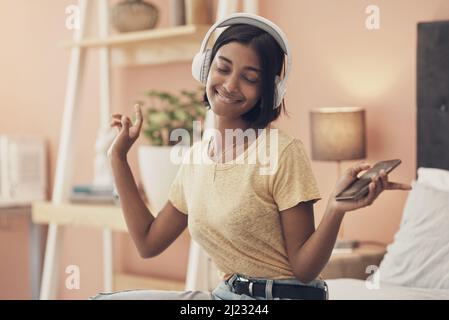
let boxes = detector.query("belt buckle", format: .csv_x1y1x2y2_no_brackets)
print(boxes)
236,275,249,283
236,275,255,297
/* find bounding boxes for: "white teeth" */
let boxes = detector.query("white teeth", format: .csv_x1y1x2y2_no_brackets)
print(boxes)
216,91,241,104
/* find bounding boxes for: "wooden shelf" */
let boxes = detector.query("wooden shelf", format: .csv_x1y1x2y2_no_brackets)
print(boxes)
60,24,211,66
61,24,210,48
31,201,128,232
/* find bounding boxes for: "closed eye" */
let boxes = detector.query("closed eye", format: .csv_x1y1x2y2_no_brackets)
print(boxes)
216,67,259,84
244,76,259,84
216,67,229,73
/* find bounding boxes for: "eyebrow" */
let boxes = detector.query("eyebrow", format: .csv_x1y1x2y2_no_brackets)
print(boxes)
218,56,261,73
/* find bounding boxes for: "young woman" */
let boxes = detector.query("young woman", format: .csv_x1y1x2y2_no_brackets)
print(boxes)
93,14,411,300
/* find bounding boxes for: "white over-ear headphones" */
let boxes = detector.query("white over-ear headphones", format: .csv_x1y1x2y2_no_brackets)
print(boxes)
191,13,292,109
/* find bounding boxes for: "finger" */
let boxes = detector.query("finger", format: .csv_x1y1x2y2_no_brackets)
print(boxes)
134,103,143,129
347,162,371,178
121,115,130,134
379,170,389,189
110,119,122,126
374,170,387,192
110,122,122,133
386,182,412,190
368,176,380,200
110,123,123,133
374,175,383,196
362,180,378,206
336,162,372,194
111,114,122,119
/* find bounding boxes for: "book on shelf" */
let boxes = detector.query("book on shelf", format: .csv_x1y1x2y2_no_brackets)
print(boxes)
70,184,119,205
72,184,113,194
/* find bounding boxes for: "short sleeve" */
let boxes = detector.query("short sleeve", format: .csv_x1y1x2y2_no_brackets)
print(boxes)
270,139,321,211
167,164,188,215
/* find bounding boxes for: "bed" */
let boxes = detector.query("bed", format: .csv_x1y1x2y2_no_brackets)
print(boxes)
328,279,449,300
326,20,449,300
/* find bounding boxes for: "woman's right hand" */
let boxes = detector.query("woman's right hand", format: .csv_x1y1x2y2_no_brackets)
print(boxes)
108,103,143,160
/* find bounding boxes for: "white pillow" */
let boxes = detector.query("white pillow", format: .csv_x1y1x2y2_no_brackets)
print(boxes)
378,181,449,289
417,167,449,192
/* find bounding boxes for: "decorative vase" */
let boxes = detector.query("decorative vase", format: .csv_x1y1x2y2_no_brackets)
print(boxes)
111,0,159,33
169,0,185,26
138,145,188,213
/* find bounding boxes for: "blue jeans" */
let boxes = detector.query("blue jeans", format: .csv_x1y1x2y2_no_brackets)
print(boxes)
90,274,328,300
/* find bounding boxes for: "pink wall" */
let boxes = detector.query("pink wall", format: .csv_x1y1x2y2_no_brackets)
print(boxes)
1,0,448,299
263,0,449,242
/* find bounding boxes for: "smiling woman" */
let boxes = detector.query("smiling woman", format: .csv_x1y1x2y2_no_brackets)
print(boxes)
100,12,410,302
203,23,286,130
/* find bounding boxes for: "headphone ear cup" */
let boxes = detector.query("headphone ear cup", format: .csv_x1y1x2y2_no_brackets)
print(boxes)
192,52,204,83
274,75,284,109
274,76,287,109
192,49,212,84
200,49,212,84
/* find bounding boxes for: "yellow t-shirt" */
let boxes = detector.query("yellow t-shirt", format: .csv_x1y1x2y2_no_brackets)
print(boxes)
168,128,321,280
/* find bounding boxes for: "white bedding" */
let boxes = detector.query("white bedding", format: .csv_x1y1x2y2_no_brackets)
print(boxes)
327,279,449,300
326,169,449,300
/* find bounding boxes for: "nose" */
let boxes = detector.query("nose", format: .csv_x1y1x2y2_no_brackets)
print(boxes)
223,73,239,94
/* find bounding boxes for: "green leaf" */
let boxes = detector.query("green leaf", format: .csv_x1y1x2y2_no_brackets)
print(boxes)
139,88,207,146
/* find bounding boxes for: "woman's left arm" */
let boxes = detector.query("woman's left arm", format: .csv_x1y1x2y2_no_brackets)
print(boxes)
280,162,411,283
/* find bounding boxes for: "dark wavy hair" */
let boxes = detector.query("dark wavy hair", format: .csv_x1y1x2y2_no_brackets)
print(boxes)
203,24,287,128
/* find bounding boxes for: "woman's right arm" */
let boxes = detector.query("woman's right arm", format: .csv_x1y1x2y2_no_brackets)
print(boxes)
109,105,187,258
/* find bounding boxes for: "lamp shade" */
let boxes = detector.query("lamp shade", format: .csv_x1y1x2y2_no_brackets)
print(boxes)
310,107,366,161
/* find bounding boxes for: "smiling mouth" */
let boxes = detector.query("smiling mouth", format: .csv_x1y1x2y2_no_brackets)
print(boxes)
215,89,243,104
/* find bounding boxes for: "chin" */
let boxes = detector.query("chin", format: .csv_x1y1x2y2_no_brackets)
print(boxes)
209,103,238,117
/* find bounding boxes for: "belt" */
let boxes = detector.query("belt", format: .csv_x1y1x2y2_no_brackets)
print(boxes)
230,276,328,300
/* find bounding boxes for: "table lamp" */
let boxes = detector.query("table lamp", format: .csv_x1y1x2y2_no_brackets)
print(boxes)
310,107,366,250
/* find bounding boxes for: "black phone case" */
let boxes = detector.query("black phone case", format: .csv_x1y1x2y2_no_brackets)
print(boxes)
335,159,402,201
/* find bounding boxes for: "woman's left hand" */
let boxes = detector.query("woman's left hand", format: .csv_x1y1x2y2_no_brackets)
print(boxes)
328,162,412,215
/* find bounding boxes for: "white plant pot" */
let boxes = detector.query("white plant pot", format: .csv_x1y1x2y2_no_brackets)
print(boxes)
138,145,187,213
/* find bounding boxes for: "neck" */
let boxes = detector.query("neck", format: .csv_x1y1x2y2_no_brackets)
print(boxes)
208,115,268,163
213,115,253,150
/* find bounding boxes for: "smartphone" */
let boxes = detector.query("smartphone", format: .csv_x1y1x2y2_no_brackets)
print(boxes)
335,159,402,201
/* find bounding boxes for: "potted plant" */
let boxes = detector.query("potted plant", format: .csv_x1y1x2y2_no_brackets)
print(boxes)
136,89,207,212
